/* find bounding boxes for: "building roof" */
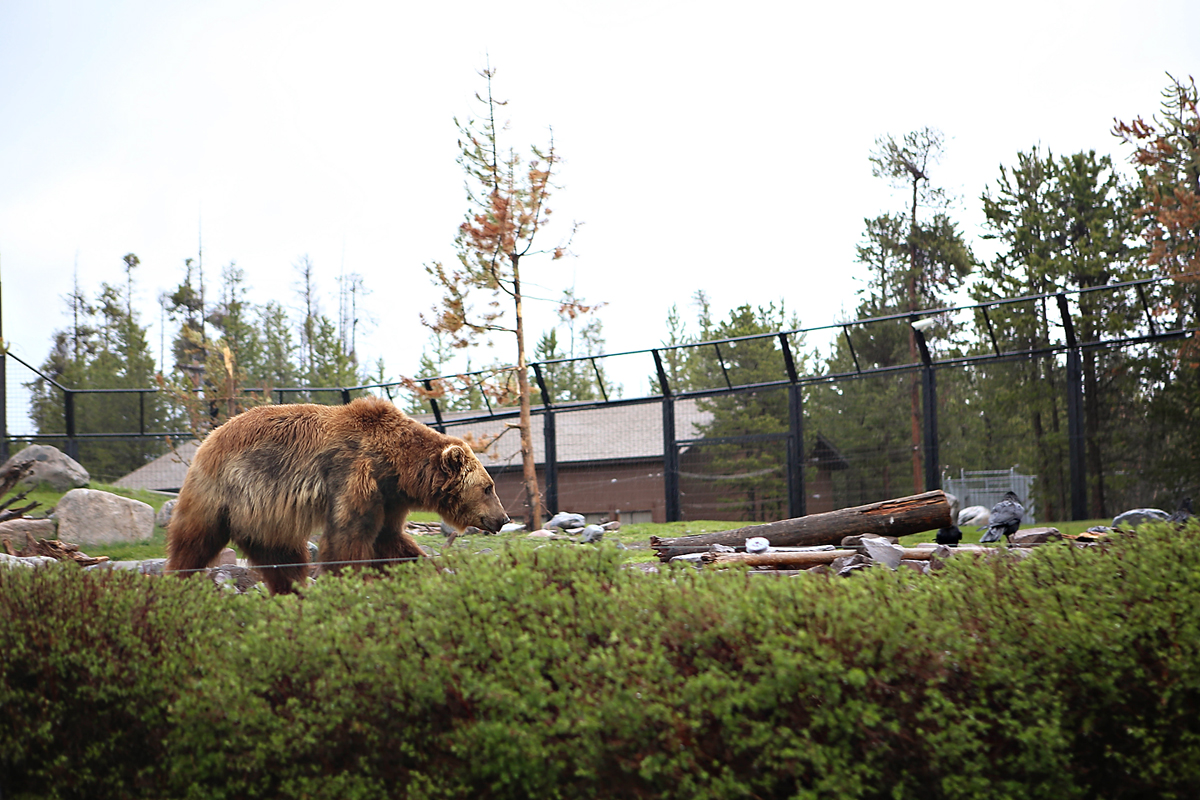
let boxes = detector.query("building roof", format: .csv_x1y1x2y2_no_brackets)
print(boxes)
112,440,200,493
114,398,713,492
416,397,712,469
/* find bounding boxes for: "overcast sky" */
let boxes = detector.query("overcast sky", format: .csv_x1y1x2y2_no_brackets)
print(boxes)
2,0,1197,400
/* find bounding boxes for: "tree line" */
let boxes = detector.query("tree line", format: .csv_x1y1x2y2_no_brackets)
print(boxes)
22,74,1199,517
652,74,1199,520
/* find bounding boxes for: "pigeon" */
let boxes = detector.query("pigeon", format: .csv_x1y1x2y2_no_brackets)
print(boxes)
935,525,962,547
1168,497,1194,525
980,492,1024,546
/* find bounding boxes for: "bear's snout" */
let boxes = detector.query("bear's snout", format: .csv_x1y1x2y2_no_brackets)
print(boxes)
480,511,510,533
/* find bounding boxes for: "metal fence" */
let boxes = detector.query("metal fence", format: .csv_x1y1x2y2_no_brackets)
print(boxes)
945,468,1038,524
4,275,1198,525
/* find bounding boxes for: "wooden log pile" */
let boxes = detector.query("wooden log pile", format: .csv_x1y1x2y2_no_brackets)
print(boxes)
0,462,41,524
12,537,110,568
650,491,953,562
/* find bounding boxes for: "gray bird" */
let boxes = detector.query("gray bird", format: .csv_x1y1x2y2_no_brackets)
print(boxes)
980,492,1024,546
1168,497,1193,525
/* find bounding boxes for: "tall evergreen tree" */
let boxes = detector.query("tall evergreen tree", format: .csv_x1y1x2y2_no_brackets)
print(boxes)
30,258,173,481
976,147,1143,516
682,302,806,521
864,129,976,492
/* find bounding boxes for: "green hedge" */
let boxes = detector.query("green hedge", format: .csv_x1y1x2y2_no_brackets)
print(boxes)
3,525,1200,799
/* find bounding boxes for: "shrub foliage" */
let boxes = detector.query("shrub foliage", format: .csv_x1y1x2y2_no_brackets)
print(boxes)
3,525,1200,799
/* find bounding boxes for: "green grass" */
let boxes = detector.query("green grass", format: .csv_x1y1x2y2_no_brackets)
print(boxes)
11,481,174,561
9,479,1113,563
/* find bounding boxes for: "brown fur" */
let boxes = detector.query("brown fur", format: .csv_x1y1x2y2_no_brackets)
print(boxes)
166,396,509,594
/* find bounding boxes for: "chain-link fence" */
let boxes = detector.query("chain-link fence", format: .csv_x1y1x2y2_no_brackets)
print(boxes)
5,276,1198,525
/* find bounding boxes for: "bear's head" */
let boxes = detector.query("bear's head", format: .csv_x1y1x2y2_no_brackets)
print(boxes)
436,443,510,533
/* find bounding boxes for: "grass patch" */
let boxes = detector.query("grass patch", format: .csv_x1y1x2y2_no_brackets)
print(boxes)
11,478,1115,563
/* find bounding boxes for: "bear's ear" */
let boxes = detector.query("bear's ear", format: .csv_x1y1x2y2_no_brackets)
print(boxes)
440,444,468,475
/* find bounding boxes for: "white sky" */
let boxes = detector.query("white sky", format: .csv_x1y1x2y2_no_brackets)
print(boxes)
2,0,1197,399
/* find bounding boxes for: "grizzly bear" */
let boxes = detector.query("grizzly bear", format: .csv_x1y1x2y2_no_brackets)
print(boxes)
166,396,509,594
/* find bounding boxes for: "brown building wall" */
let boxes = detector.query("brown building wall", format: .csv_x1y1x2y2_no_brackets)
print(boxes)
488,460,666,524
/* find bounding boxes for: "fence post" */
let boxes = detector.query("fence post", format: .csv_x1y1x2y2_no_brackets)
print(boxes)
1058,294,1088,521
421,380,446,433
532,363,558,517
913,326,940,492
653,350,681,522
542,410,558,516
780,333,805,518
787,384,806,518
0,352,7,464
64,389,79,462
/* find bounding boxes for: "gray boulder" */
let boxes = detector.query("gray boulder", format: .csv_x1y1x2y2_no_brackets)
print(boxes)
54,488,154,546
1112,508,1169,529
1010,527,1062,546
155,498,177,529
861,535,904,569
0,518,57,548
0,553,56,569
2,445,89,491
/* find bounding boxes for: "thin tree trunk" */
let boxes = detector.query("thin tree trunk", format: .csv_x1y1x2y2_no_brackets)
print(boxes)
511,254,543,529
908,179,923,493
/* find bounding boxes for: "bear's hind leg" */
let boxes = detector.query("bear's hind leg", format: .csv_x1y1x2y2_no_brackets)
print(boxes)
166,504,231,577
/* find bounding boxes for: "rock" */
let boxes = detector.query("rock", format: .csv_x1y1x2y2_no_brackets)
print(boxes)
526,529,557,539
1,445,89,492
806,563,831,575
215,548,238,566
499,521,526,533
745,536,770,553
546,512,586,530
841,534,898,547
926,545,954,572
711,543,736,553
943,491,960,527
139,558,168,576
959,505,990,527
0,518,57,549
580,525,605,544
899,559,928,575
0,553,56,568
155,498,177,528
208,564,260,594
830,553,869,576
1010,527,1062,546
440,521,457,537
601,521,622,531
54,489,154,546
1112,508,1169,529
861,535,904,569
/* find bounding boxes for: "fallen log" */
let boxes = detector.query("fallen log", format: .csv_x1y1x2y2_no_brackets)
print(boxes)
651,490,953,562
701,543,989,568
